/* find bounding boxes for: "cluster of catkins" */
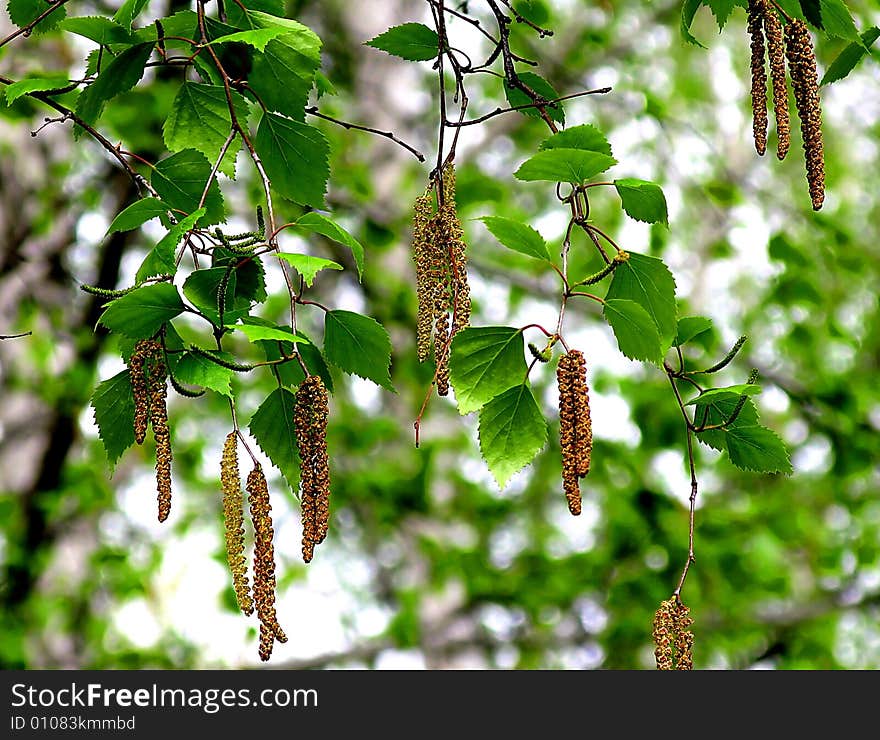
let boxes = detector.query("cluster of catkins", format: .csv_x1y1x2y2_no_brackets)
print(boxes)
652,597,695,670
221,436,289,661
411,163,471,395
556,350,592,516
128,338,172,522
747,0,824,210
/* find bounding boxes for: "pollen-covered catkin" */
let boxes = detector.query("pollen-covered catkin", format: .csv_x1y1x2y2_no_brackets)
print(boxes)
653,598,694,670
247,464,287,661
148,349,172,523
294,375,330,564
412,190,435,363
129,339,162,445
557,350,592,516
785,19,825,210
221,432,253,616
762,3,790,159
747,0,769,156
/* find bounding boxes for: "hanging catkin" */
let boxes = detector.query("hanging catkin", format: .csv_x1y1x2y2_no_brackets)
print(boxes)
247,464,287,661
747,0,769,156
410,164,471,396
127,340,154,445
762,3,790,159
785,19,825,210
294,375,331,564
147,347,172,523
556,350,592,516
653,598,694,670
221,432,253,616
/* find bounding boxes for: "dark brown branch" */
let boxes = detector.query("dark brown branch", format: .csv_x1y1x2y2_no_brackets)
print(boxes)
305,106,425,162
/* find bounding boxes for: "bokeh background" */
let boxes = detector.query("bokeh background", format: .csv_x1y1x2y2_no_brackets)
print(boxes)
1,0,878,669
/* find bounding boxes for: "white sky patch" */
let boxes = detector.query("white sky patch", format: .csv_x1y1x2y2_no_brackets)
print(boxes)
792,435,832,475
651,450,697,508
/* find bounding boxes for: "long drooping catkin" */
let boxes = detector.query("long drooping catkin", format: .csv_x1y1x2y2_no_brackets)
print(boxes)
747,0,768,156
128,341,152,445
147,350,172,523
762,3,790,159
785,19,825,210
653,598,694,670
294,375,330,564
557,350,592,516
410,164,471,395
247,464,287,661
221,432,253,616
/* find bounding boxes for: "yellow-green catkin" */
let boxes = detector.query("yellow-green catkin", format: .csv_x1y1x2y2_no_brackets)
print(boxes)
247,464,287,661
747,0,769,156
221,432,253,616
412,190,436,363
653,598,694,670
785,19,825,210
762,2,790,159
294,375,331,564
128,340,153,445
556,350,592,516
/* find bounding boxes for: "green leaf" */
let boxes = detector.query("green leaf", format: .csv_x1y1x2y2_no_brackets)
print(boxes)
163,83,249,178
210,27,289,51
819,0,860,42
822,27,880,85
366,23,439,61
90,370,136,471
478,384,548,489
605,252,677,347
212,248,267,305
244,12,322,120
255,113,330,208
173,351,234,397
248,387,300,490
800,0,823,28
686,384,762,406
503,72,564,124
113,0,150,31
514,149,617,184
75,43,154,130
479,216,551,262
449,327,526,415
60,16,134,44
151,149,226,226
107,197,170,234
98,283,184,339
315,71,337,98
275,253,342,287
7,0,66,34
680,0,707,48
539,124,612,157
293,212,365,279
724,424,792,474
228,323,308,344
614,178,669,225
695,396,759,452
603,298,662,364
182,268,250,326
247,320,334,391
674,316,713,347
3,74,69,105
136,209,205,282
323,310,394,391
706,0,738,30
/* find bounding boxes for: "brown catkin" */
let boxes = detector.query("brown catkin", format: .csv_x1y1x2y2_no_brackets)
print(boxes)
747,0,769,156
147,349,172,523
762,3,790,159
557,350,592,516
785,19,825,210
411,164,471,396
294,375,331,564
653,598,694,670
128,341,152,445
247,464,287,661
221,432,253,616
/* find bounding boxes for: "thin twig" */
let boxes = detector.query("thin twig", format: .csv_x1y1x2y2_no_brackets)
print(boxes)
305,106,425,161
